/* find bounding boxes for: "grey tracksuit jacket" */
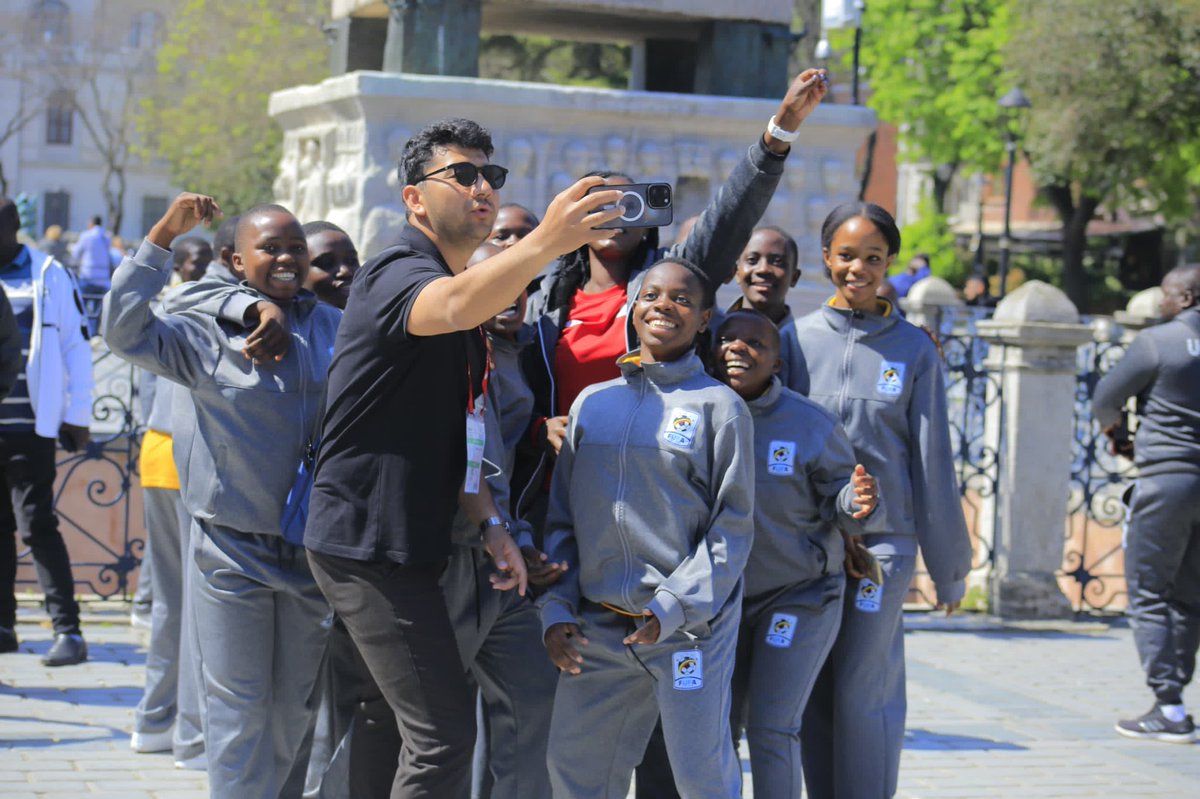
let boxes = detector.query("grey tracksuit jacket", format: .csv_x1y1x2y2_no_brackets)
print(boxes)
792,301,971,605
1093,304,1200,476
103,240,342,536
489,332,535,478
743,377,865,598
538,352,755,641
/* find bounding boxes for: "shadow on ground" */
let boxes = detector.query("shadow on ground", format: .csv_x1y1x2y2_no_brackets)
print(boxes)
905,728,1026,751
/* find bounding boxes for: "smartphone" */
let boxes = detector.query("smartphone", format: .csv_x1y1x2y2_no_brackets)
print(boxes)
588,182,673,229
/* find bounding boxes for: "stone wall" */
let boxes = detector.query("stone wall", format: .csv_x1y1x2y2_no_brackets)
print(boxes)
268,71,875,267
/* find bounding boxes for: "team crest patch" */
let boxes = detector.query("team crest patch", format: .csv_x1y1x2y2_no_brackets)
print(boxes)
765,612,798,648
672,650,703,691
876,361,906,396
855,577,882,613
767,440,796,475
663,410,699,448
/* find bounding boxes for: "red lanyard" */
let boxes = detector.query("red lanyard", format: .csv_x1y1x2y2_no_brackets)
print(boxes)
465,327,491,415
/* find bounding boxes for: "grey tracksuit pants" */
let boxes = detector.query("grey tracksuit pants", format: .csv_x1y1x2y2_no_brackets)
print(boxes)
1125,472,1200,706
732,573,844,799
547,597,742,799
802,553,917,799
134,487,189,736
191,520,329,799
444,545,557,799
174,514,205,764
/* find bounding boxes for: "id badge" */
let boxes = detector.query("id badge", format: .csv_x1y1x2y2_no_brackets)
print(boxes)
465,410,486,495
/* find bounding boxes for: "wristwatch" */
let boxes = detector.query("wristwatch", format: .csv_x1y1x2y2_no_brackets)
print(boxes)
766,114,800,143
479,516,509,540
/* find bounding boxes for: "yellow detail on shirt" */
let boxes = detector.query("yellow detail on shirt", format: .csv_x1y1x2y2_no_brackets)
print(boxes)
139,429,180,490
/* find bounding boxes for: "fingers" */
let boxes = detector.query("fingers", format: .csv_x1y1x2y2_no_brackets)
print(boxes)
546,624,587,674
564,174,610,200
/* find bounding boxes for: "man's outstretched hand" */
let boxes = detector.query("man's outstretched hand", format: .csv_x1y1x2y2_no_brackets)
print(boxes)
765,68,830,153
148,193,221,251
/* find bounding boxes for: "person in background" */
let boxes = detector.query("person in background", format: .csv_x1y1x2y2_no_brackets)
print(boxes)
302,221,360,310
1095,263,1200,744
795,204,971,799
888,253,931,299
37,225,69,267
489,203,540,250
963,274,997,307
0,196,94,667
206,214,241,285
72,215,113,293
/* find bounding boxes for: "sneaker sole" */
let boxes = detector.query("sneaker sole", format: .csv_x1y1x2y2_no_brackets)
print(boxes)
1114,723,1196,744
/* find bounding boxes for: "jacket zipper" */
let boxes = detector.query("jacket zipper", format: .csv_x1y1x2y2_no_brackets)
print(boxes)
615,372,648,611
837,312,860,420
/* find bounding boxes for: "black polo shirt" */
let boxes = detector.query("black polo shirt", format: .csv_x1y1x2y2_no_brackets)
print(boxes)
306,226,487,564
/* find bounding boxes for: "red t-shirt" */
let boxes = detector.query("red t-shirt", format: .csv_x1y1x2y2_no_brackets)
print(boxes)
554,283,629,417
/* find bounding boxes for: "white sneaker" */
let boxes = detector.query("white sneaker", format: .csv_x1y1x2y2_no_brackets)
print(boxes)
130,728,174,753
174,752,208,770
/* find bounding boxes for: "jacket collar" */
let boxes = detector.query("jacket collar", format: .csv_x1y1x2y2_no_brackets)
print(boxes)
819,296,899,336
744,375,783,414
617,350,706,385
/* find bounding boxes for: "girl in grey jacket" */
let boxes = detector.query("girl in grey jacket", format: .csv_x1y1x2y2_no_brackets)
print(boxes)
712,309,878,799
538,258,754,799
794,204,973,799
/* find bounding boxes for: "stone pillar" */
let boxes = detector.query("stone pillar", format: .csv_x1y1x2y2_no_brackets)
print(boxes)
329,16,388,74
694,21,790,98
1114,285,1163,333
383,0,481,77
903,275,964,330
977,281,1094,619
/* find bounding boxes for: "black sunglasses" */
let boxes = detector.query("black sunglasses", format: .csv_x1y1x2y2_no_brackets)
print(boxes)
416,162,508,190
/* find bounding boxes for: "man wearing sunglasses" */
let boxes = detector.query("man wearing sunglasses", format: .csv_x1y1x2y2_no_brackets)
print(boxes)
304,118,623,799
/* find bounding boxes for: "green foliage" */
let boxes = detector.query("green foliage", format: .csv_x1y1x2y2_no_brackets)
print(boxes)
136,0,327,216
856,0,1011,203
1008,0,1200,224
896,198,967,286
479,36,630,89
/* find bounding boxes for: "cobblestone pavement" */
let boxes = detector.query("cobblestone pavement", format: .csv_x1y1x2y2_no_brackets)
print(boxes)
0,606,1196,798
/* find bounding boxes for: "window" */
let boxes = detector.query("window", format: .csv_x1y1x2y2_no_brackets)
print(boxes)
140,196,168,237
45,90,73,145
29,0,70,46
43,190,70,232
128,11,163,49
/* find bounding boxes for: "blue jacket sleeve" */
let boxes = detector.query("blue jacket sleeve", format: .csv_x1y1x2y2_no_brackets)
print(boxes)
537,405,582,636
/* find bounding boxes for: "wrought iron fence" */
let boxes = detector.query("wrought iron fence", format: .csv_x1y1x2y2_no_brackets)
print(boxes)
14,291,143,600
1061,324,1135,613
907,305,1002,608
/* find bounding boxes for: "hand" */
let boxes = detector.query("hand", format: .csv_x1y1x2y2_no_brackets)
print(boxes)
526,176,624,256
850,464,878,519
243,301,290,364
1103,423,1134,458
148,193,221,250
766,68,830,152
58,423,91,453
545,622,588,674
842,532,869,580
541,416,569,456
935,599,962,617
483,525,528,596
622,610,661,646
521,545,569,588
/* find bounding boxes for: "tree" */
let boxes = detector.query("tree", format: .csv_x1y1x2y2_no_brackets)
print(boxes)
855,0,1010,212
479,35,629,88
1008,0,1200,309
137,0,327,216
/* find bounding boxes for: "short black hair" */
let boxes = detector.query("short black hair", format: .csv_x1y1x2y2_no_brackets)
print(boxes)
1165,262,1200,298
913,252,931,267
301,220,349,238
718,308,782,353
498,202,540,225
90,215,102,226
752,225,799,273
234,204,298,253
644,256,716,309
0,197,17,236
172,236,212,267
400,119,495,188
820,202,902,256
213,214,240,257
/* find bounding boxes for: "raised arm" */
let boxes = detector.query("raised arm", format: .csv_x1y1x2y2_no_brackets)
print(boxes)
671,68,829,285
405,177,622,337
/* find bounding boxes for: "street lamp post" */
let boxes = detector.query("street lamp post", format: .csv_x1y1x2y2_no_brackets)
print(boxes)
851,1,866,105
997,86,1031,299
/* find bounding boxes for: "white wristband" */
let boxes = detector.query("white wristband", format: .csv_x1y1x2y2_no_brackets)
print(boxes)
766,114,800,143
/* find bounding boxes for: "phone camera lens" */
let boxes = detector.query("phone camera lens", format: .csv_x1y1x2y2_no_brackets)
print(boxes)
619,191,645,222
647,184,672,209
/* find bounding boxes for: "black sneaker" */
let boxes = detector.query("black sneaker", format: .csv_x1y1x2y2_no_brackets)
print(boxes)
0,626,17,653
1115,705,1196,743
41,633,87,667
